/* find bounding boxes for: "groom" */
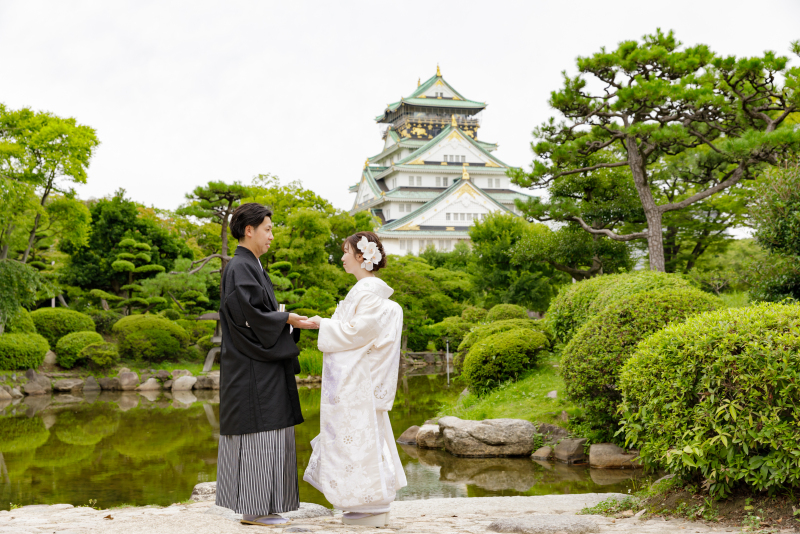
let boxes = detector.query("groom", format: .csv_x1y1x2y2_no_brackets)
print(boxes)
215,202,317,526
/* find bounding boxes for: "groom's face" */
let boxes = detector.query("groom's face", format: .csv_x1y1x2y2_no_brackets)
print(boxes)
247,217,274,257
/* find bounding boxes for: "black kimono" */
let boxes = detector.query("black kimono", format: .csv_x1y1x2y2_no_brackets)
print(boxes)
215,245,304,515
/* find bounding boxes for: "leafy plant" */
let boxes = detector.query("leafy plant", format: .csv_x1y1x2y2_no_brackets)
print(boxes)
298,348,323,376
29,308,95,347
79,342,119,370
0,333,50,369
486,303,528,322
55,331,104,369
462,329,548,394
460,306,487,323
120,329,181,363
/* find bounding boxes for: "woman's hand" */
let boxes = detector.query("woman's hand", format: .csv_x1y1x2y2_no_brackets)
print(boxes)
308,315,322,327
287,313,318,329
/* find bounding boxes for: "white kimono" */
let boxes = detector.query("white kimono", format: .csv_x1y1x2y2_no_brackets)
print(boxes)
303,277,407,513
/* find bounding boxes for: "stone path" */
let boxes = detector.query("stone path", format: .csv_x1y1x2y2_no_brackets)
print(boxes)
0,495,773,534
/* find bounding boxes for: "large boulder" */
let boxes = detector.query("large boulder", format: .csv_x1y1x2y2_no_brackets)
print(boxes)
0,388,12,401
535,423,570,445
22,382,48,396
118,372,139,391
172,375,197,391
98,377,121,391
191,481,217,501
438,417,536,457
135,378,161,391
416,424,444,449
397,425,420,445
171,369,191,379
52,379,84,392
193,376,214,390
589,443,641,469
83,376,101,391
554,438,588,464
155,370,171,381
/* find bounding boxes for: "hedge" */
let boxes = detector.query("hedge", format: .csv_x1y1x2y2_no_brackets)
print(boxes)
429,317,474,351
5,308,36,334
458,319,548,354
619,303,800,497
197,334,216,355
120,329,181,362
561,287,722,440
175,319,215,343
461,306,488,323
86,309,123,335
0,333,50,370
547,271,694,343
55,331,105,369
79,342,120,370
462,329,549,394
486,304,528,322
112,314,189,345
30,308,96,347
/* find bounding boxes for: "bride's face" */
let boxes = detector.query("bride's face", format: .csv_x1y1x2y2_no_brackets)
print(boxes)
341,242,363,274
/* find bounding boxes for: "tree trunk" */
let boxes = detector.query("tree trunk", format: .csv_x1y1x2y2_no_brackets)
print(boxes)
57,295,69,308
0,224,14,260
22,180,53,263
625,137,665,272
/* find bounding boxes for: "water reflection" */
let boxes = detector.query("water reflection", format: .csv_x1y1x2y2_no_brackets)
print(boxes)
0,368,642,509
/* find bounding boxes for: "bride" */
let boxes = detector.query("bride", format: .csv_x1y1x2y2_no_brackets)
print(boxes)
304,231,407,527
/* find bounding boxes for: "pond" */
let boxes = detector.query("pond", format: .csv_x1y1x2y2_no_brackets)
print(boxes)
0,366,645,509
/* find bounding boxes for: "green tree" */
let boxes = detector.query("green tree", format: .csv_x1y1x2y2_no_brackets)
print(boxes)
111,238,166,313
0,104,99,263
510,30,800,272
0,260,53,334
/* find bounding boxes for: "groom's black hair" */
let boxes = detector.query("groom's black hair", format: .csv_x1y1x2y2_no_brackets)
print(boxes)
230,203,274,240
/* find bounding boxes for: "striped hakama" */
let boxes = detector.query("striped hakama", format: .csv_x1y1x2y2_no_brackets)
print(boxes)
215,426,300,515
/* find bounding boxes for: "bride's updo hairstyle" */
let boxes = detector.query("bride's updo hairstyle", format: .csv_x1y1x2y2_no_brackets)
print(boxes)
342,231,387,272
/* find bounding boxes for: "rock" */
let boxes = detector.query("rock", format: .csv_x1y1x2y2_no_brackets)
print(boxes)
283,502,334,520
634,509,646,518
140,372,153,383
118,367,130,374
416,424,445,449
530,446,553,460
173,390,197,406
118,371,139,391
156,370,171,381
535,423,570,445
488,515,599,533
138,389,160,402
24,368,37,381
193,376,214,389
191,481,218,501
424,417,439,425
83,376,101,391
546,390,557,399
52,394,82,404
52,378,84,392
163,379,173,389
209,373,220,389
588,443,641,469
171,369,191,379
98,377,121,390
22,382,47,396
117,393,139,411
620,510,634,517
554,438,588,464
0,389,11,401
41,413,57,429
653,474,675,485
439,417,536,457
135,378,161,391
397,425,420,445
43,350,57,367
557,410,570,422
172,375,197,391
9,388,23,398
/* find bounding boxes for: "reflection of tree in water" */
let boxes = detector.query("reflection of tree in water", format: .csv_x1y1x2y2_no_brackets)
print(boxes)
55,406,120,446
34,434,95,468
0,416,49,453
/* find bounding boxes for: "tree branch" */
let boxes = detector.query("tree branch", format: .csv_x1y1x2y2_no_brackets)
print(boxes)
659,166,745,213
170,253,230,275
570,216,649,241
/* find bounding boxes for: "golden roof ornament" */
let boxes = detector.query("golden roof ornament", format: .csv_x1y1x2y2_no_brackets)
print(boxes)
417,78,421,86
451,114,457,127
364,159,369,169
436,64,441,76
462,164,470,181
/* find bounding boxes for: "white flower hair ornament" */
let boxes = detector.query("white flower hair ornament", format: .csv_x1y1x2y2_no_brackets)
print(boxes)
357,236,382,272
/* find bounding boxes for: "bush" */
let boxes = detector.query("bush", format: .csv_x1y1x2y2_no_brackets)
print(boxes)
619,302,800,497
197,334,217,355
86,309,123,335
562,287,722,441
486,304,528,322
298,348,323,376
547,271,694,343
113,314,189,344
0,333,50,369
462,329,549,394
461,306,488,323
407,328,434,352
458,319,548,354
55,331,105,369
79,342,120,370
159,309,181,320
181,345,203,362
120,329,181,363
429,317,473,351
30,308,96,347
175,319,215,343
5,308,36,334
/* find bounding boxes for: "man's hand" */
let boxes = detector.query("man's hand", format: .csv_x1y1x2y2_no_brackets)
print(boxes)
287,313,318,329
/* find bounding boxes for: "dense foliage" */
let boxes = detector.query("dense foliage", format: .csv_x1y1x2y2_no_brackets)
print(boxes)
620,303,800,497
462,329,549,394
112,315,189,361
486,303,528,322
5,307,35,334
428,317,473,352
562,287,722,441
458,319,549,354
0,332,50,369
460,306,487,323
79,342,120,370
55,331,105,369
85,309,123,335
29,308,95,347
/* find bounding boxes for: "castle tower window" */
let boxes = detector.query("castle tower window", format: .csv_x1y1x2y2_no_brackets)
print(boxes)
461,155,466,162
443,155,448,163
416,176,422,186
446,213,451,221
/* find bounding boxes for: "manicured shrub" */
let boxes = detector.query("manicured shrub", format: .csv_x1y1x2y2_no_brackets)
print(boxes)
486,304,528,322
86,309,123,335
429,317,474,351
175,319,215,343
112,314,189,345
461,306,488,323
120,329,181,363
462,329,548,394
458,319,548,354
30,308,96,347
55,331,105,369
197,334,216,355
619,303,800,497
562,287,722,440
159,309,181,321
0,333,50,370
181,345,203,362
79,342,120,370
5,308,36,334
298,348,323,376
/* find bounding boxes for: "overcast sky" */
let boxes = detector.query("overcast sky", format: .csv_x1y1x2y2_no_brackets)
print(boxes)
1,0,798,213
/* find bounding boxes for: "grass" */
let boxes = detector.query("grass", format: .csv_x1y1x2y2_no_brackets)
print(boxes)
298,348,323,376
121,361,218,375
436,351,579,427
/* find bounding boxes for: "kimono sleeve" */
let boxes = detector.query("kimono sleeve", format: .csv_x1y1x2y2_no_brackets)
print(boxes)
229,277,291,354
318,292,383,353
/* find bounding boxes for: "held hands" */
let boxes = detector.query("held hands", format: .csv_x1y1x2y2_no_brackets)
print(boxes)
287,313,318,329
308,315,322,327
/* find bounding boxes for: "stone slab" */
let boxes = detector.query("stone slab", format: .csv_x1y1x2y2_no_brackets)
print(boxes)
488,515,599,533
